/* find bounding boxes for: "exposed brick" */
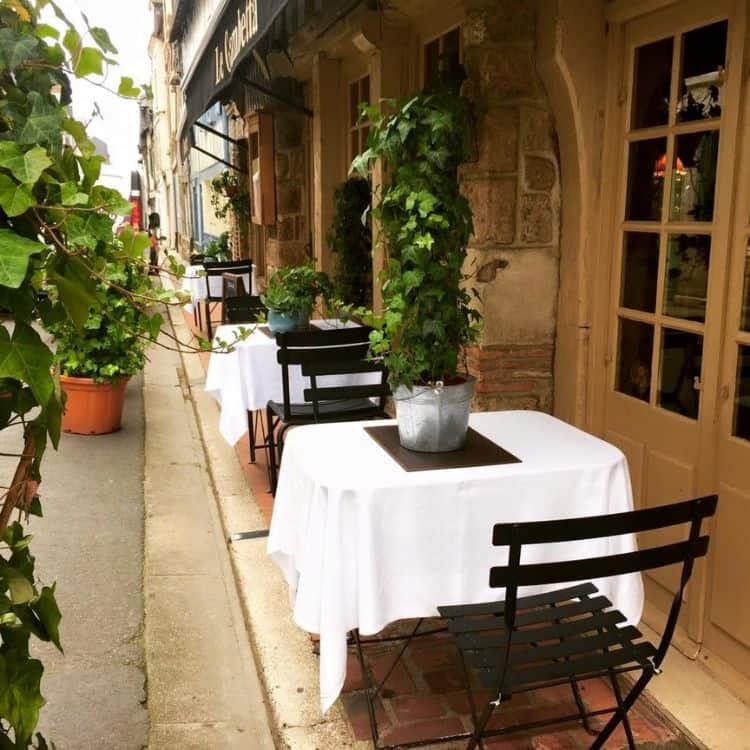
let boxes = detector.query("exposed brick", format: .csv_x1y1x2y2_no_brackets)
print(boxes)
424,668,466,693
476,379,536,394
476,107,519,173
370,653,417,697
409,645,459,672
531,732,580,749
343,652,365,692
521,106,555,152
341,692,391,741
383,716,466,746
391,694,448,723
444,688,497,715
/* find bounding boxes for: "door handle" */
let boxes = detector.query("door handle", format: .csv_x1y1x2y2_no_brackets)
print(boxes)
693,376,703,391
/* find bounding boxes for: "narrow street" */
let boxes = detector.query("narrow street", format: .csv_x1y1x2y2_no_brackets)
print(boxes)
0,380,149,748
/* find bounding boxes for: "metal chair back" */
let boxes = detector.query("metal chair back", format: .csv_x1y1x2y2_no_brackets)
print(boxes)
222,294,266,325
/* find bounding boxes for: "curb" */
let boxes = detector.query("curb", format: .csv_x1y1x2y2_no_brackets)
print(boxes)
166,304,364,750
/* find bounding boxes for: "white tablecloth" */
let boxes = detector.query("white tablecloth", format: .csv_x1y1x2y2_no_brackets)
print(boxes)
204,319,379,445
267,410,644,712
181,264,256,312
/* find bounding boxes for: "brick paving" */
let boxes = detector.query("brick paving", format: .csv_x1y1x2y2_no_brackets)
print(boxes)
190,308,696,749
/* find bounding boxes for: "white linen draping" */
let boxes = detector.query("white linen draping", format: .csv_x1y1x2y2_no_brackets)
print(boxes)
180,264,256,312
204,319,378,445
267,410,644,713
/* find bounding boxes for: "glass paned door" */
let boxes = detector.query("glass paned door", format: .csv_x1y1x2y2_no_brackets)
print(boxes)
614,20,728,422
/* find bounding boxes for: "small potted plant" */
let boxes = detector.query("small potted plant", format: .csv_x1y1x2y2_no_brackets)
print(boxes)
262,263,333,333
50,256,156,435
203,231,231,262
351,83,481,452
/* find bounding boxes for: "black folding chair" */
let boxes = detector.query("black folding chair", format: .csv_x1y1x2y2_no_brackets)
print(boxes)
266,326,390,493
199,259,253,339
352,494,718,750
221,271,247,302
220,293,268,464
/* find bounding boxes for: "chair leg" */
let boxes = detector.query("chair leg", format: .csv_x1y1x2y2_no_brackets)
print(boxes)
352,629,380,750
456,648,486,750
588,669,654,750
466,697,499,750
606,670,637,750
248,411,256,463
266,406,278,494
206,301,213,340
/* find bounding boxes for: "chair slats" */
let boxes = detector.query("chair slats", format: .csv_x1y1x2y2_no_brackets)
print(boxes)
438,582,597,619
223,295,266,325
278,343,371,365
277,327,371,347
490,642,657,691
303,384,390,402
455,609,629,649
493,494,718,546
490,537,710,588
464,626,644,671
302,360,383,377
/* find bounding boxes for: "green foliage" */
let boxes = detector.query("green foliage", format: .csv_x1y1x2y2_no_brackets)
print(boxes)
49,255,157,383
327,178,372,307
203,232,230,262
261,264,332,317
0,1,155,745
209,170,249,222
350,87,481,389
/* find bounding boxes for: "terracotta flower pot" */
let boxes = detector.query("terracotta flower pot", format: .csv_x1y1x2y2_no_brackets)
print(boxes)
60,375,129,435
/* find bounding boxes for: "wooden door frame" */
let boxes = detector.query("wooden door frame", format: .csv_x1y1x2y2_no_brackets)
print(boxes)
588,0,747,645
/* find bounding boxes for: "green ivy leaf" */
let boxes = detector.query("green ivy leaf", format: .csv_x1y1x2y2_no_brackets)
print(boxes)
47,258,99,328
62,27,80,57
89,27,117,54
0,28,38,69
0,323,54,406
74,47,103,78
36,24,59,41
0,230,45,288
0,175,34,217
0,565,33,605
31,586,61,652
0,652,45,743
63,118,95,158
0,145,52,185
60,182,88,206
18,93,62,146
117,76,140,98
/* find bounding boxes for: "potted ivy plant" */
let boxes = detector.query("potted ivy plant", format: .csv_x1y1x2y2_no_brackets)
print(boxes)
351,85,481,452
50,255,157,435
262,263,333,333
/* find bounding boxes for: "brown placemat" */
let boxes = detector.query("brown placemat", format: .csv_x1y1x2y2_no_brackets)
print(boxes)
257,321,328,338
364,425,521,472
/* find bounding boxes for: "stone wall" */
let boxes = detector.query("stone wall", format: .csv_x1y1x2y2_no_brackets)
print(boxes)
266,110,310,275
461,0,560,412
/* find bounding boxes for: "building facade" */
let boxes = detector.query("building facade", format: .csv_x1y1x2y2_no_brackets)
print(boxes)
146,0,750,705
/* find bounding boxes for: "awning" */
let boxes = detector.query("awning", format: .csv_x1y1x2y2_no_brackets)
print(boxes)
180,0,289,140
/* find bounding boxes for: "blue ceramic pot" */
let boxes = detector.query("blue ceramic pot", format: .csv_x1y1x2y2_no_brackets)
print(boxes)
267,309,310,333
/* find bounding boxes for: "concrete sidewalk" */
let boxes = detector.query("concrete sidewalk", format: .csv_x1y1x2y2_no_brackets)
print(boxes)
143,327,275,749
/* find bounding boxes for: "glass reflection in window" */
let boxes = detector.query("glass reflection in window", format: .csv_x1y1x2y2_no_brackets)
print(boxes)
677,21,728,122
734,345,750,440
664,234,711,322
658,329,703,419
626,138,667,222
616,318,654,403
670,131,719,222
740,240,750,332
632,37,673,130
621,232,659,313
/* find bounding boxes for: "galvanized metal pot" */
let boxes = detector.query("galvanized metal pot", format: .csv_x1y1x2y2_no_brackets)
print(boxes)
393,375,476,452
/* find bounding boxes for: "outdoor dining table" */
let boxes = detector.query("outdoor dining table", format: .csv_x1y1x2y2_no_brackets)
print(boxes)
266,409,645,713
204,318,375,445
180,263,257,313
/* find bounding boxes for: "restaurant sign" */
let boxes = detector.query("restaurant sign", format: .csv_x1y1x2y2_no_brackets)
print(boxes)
181,0,287,139
214,0,259,85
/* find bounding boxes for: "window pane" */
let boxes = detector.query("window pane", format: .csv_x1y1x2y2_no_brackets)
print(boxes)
677,21,728,122
361,126,370,150
349,82,359,128
670,130,719,222
733,345,750,440
350,130,359,160
443,27,461,72
616,318,654,402
740,239,750,331
658,328,703,419
632,37,673,130
621,232,659,312
664,234,710,322
360,75,370,108
625,138,667,221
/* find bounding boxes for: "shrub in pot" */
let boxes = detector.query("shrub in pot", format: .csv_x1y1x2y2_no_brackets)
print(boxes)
351,85,481,452
262,263,333,333
50,256,157,435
